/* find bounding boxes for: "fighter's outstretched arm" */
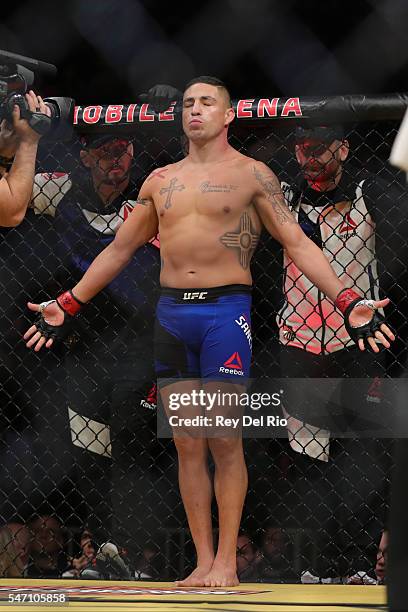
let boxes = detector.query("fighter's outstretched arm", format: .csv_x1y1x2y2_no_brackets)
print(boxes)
251,160,394,352
71,196,158,303
24,182,158,351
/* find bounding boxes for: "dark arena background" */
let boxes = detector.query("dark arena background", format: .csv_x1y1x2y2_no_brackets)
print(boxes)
1,2,408,611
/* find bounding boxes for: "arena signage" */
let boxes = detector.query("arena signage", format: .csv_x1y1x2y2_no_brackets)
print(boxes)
74,97,302,126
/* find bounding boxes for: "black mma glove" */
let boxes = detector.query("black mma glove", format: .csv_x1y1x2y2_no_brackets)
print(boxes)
35,290,84,343
137,84,182,113
335,288,386,352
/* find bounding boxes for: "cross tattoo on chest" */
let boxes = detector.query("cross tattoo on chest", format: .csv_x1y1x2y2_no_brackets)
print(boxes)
159,177,185,209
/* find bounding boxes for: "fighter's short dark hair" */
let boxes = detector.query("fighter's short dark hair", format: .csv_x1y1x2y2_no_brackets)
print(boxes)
184,76,231,106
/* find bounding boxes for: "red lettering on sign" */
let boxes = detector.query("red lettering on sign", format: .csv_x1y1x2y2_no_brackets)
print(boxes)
106,105,123,123
236,99,254,118
281,98,302,117
139,104,155,122
159,102,176,122
83,106,103,124
126,104,136,122
257,98,279,117
73,106,80,125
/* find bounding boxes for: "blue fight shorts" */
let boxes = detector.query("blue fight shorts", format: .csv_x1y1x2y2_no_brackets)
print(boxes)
154,285,252,380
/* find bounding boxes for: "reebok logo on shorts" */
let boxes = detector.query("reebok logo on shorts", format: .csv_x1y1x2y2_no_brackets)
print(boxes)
366,377,382,404
140,383,157,410
235,314,252,348
219,352,244,376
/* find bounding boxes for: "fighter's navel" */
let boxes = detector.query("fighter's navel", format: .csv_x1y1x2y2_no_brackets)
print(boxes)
223,206,231,213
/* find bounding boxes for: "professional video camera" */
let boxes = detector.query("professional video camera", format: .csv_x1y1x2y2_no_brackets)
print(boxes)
0,49,75,141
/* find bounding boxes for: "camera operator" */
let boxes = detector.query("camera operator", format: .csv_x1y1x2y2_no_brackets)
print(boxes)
0,90,49,227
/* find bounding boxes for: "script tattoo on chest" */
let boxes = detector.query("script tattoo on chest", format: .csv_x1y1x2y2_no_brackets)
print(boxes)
253,166,295,225
160,177,185,209
200,181,239,193
220,211,260,269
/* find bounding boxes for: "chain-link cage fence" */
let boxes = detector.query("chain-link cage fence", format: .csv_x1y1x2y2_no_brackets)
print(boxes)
0,95,406,584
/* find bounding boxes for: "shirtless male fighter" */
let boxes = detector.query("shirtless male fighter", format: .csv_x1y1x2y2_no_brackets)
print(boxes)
24,77,394,587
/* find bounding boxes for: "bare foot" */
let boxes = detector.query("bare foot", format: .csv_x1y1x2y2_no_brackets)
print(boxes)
203,561,239,587
175,563,213,587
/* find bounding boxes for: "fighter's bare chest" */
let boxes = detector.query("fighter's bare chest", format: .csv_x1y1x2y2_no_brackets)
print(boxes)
153,171,252,217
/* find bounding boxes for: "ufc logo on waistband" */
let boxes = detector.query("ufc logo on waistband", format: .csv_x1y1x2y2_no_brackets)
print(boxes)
183,292,208,300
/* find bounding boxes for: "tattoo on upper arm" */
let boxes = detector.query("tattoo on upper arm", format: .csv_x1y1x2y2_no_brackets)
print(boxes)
135,197,151,206
147,168,169,181
253,166,295,225
160,177,185,209
220,211,259,269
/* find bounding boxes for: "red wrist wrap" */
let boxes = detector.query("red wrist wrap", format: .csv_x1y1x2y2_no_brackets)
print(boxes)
334,288,361,314
56,290,83,316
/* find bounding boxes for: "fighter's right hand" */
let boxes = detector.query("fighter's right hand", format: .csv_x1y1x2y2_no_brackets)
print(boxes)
24,290,84,352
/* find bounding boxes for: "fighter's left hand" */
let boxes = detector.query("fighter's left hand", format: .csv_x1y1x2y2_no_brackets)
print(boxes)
347,297,395,352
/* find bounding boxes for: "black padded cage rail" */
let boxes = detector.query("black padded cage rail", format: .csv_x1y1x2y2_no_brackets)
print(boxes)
0,93,406,583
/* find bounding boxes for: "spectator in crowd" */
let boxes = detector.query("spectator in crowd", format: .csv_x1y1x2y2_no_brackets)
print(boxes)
0,523,30,577
375,530,388,584
263,124,403,582
0,91,50,227
29,133,162,567
257,526,296,583
346,529,388,585
78,530,96,564
236,533,261,582
64,529,97,578
134,542,160,580
26,515,69,578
